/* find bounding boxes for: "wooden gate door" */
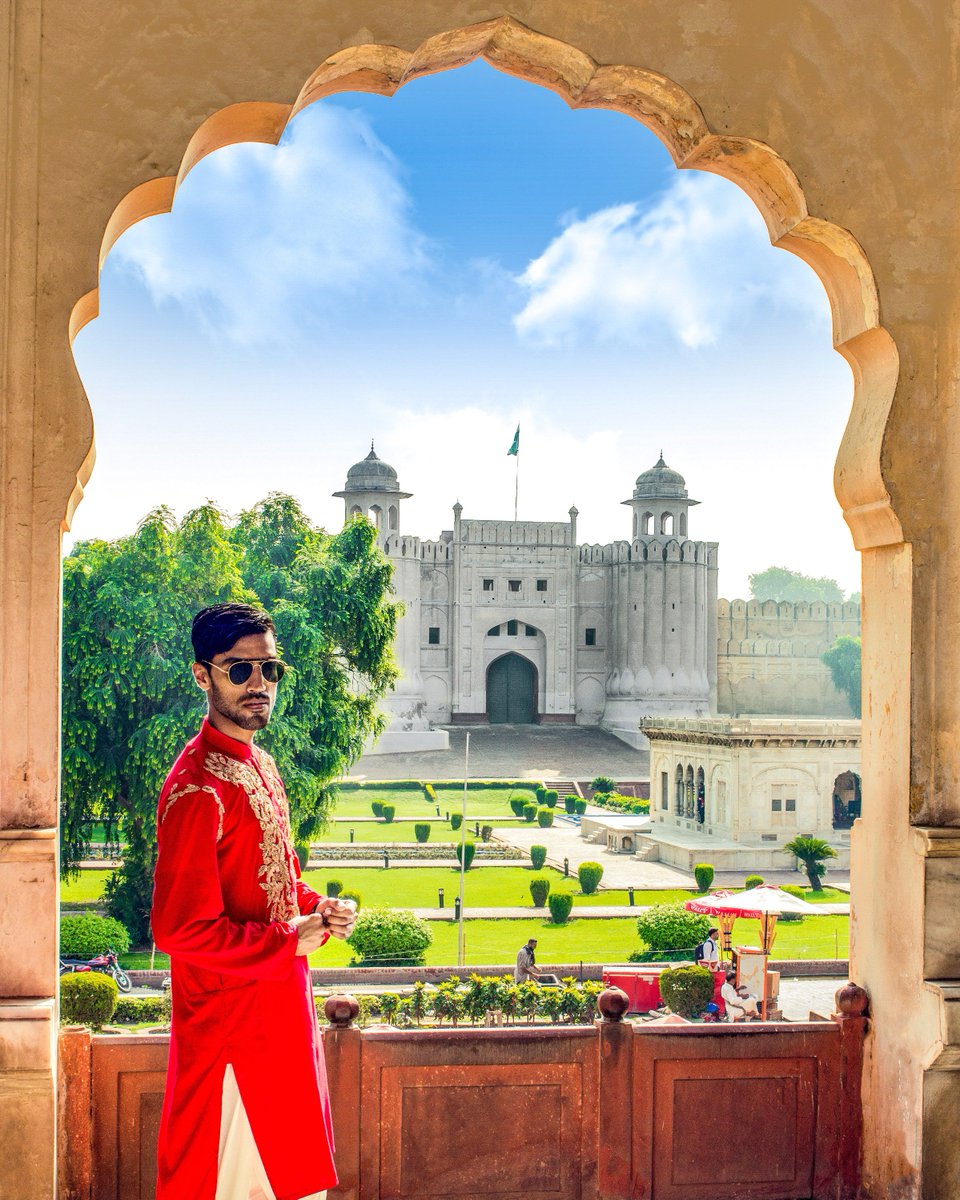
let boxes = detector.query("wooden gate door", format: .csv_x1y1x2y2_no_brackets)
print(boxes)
486,653,536,723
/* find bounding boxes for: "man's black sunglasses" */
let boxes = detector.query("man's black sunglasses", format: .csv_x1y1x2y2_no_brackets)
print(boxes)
202,659,288,685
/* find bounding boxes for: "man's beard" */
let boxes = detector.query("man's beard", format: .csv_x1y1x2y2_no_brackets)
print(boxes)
209,678,273,731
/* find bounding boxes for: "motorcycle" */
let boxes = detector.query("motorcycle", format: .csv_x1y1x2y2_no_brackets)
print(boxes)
59,949,132,992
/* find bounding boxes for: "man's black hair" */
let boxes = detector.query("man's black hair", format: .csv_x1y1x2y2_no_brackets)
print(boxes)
192,603,276,664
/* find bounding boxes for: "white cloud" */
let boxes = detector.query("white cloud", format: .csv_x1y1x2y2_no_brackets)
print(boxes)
513,172,828,349
109,105,430,341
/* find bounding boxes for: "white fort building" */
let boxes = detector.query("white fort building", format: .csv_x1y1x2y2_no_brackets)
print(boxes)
336,445,722,750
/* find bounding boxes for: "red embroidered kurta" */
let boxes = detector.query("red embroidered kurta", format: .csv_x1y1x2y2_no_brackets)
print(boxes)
152,719,338,1200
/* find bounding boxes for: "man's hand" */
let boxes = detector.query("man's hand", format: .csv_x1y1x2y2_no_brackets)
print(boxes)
291,913,330,956
315,897,358,941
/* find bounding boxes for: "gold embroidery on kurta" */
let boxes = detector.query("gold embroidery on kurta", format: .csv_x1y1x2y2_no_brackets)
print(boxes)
161,784,225,841
203,751,298,921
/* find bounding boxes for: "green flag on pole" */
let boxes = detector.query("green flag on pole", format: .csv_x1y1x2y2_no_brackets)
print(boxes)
507,425,520,456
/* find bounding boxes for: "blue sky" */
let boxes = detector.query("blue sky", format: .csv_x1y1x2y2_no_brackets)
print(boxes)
70,60,858,599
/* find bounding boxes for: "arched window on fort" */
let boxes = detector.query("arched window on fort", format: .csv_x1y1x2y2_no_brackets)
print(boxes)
633,512,638,537
349,505,362,518
696,766,705,825
675,764,684,814
388,505,398,530
369,504,383,529
679,512,687,537
641,512,653,535
832,770,862,829
685,764,695,818
660,512,675,536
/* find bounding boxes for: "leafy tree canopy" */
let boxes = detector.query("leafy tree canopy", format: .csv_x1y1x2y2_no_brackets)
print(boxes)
821,635,862,718
748,566,846,605
61,494,400,940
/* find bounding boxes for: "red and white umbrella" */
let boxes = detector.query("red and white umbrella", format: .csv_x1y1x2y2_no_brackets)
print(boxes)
685,885,817,952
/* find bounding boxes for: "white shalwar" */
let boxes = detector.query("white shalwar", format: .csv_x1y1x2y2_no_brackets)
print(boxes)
216,1064,327,1200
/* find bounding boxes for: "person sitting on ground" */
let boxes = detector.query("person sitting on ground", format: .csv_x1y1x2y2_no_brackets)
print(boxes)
721,970,761,1022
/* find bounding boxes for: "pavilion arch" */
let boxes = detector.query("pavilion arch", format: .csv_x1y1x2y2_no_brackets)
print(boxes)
66,15,902,556
24,14,928,1200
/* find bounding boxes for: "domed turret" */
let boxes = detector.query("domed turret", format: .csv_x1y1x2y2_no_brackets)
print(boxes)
622,453,699,539
333,442,412,534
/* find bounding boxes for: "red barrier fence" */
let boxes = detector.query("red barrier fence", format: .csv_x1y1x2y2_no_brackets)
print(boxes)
59,987,867,1200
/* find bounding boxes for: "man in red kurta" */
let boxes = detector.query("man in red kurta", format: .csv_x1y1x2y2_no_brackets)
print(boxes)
152,603,355,1200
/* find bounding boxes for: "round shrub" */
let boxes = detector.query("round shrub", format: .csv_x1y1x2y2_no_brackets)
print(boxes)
113,993,170,1025
535,786,547,804
60,972,119,1030
548,892,574,924
564,795,576,814
574,799,587,816
455,839,476,870
694,863,715,893
522,803,537,823
577,861,604,894
745,874,765,889
530,877,551,907
659,965,716,1018
326,879,344,898
530,844,547,871
347,908,433,965
633,904,711,962
414,823,431,843
544,789,559,808
339,888,362,912
60,913,131,960
509,797,527,817
371,800,384,817
480,824,493,842
451,813,463,831
381,804,396,824
536,806,554,828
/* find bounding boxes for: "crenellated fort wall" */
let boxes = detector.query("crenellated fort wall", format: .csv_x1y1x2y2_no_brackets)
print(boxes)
716,599,861,717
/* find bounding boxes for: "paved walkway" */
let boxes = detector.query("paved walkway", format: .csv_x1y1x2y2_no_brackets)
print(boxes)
351,724,650,781
407,903,849,919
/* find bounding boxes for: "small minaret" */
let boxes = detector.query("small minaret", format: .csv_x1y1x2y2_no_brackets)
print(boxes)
622,453,698,540
333,442,412,534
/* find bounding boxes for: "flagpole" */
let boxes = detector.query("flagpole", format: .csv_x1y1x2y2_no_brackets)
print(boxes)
514,451,519,522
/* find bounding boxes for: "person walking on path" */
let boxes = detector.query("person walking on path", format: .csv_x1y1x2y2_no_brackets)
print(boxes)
515,937,541,984
695,927,720,969
152,603,356,1200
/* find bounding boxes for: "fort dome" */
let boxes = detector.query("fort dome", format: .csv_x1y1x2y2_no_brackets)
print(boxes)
633,455,688,499
343,443,402,493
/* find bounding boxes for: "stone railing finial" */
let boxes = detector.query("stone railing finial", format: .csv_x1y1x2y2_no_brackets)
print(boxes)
835,981,869,1018
597,986,630,1023
324,994,360,1028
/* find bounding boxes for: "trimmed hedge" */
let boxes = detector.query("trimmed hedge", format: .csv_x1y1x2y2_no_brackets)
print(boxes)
536,807,554,828
113,994,171,1025
60,914,131,960
577,861,603,894
694,863,715,893
414,823,431,843
522,803,537,823
381,804,396,823
633,904,711,961
530,844,547,870
371,800,384,817
347,908,433,965
535,786,547,804
450,813,463,831
529,877,551,906
60,972,118,1029
544,789,559,808
659,965,715,1019
745,874,765,889
564,795,576,814
455,839,477,870
326,879,343,897
480,824,493,842
574,799,587,816
548,892,574,924
339,888,363,912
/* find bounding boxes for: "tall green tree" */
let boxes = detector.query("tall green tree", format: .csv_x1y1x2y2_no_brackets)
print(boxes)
821,635,862,717
61,495,399,941
748,566,845,605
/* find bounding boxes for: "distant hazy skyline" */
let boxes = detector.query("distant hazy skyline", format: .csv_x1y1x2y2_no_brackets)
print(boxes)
69,60,859,599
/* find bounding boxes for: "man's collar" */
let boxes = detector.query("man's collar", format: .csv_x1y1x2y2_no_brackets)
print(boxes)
200,717,256,762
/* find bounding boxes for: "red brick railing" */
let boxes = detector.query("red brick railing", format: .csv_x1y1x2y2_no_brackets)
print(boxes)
59,986,867,1200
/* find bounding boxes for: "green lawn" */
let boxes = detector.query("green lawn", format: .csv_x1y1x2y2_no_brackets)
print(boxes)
61,867,850,912
331,784,538,819
315,818,525,843
120,913,849,971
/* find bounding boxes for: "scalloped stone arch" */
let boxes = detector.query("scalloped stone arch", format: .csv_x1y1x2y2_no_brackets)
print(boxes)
68,14,901,552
